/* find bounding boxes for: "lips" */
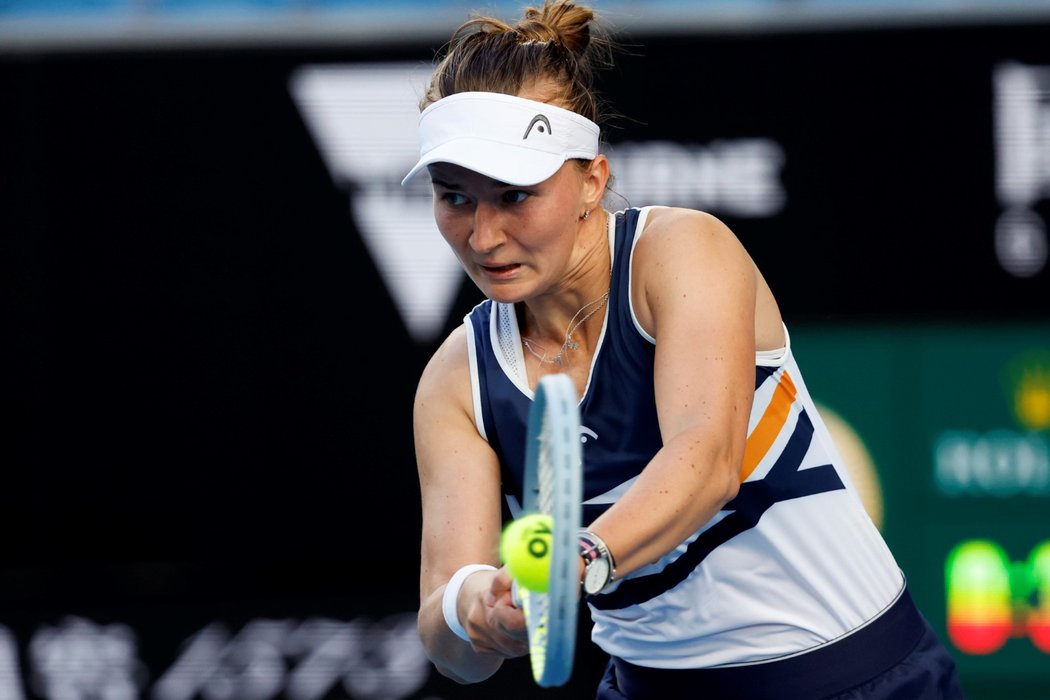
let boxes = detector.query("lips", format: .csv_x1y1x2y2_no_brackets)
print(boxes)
481,262,520,275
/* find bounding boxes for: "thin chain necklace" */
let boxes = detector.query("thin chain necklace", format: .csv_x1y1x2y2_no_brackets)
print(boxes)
521,289,609,367
522,208,612,367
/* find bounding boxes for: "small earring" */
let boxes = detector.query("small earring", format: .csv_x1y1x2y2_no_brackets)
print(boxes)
581,210,590,221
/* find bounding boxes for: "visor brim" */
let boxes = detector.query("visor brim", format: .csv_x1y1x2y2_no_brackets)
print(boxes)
401,138,567,187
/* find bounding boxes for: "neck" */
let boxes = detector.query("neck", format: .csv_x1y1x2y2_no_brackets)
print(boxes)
520,287,609,368
519,210,612,366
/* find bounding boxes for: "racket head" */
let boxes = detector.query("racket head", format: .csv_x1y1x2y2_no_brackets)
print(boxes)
520,373,582,688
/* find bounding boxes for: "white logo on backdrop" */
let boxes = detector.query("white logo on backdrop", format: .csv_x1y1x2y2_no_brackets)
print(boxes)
289,64,462,344
605,139,785,218
0,613,429,700
994,62,1050,277
290,63,787,344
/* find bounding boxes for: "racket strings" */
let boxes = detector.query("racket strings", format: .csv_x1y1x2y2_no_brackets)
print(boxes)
524,376,582,688
538,416,556,514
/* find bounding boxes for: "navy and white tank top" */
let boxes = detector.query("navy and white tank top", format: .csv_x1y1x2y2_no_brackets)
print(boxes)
464,206,904,668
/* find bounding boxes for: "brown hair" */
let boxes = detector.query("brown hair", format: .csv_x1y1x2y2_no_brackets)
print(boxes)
420,0,614,128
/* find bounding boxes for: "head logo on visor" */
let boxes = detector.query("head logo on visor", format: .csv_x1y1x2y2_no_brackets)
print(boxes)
523,114,553,139
401,92,600,187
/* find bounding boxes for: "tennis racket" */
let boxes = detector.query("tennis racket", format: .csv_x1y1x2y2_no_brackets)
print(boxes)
515,372,583,688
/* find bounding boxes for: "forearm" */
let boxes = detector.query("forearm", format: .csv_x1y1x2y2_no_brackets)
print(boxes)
419,584,503,684
588,431,740,578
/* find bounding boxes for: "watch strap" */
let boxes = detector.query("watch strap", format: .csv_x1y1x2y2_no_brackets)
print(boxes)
578,529,616,592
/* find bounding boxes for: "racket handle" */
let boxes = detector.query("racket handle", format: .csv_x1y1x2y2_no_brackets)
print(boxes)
511,579,523,608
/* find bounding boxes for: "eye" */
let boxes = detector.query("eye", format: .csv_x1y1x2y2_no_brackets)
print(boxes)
502,190,529,204
440,191,469,206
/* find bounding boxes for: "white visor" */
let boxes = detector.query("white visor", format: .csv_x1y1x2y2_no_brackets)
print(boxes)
401,91,601,186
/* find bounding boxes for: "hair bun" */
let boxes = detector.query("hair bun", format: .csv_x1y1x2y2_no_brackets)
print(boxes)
519,1,593,55
421,0,616,127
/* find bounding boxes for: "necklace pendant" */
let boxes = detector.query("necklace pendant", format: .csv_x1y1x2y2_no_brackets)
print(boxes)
554,355,564,366
565,339,579,351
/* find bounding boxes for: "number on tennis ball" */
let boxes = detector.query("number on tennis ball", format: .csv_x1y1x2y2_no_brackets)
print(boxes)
501,513,553,593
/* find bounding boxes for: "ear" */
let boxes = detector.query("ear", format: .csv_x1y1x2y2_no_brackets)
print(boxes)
581,154,610,211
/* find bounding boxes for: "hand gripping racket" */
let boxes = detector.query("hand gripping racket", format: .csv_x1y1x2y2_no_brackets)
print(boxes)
515,373,583,688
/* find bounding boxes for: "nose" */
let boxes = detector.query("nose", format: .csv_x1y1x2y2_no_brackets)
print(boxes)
469,201,506,254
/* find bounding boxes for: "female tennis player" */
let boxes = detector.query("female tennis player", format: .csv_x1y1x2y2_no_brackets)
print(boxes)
405,2,966,697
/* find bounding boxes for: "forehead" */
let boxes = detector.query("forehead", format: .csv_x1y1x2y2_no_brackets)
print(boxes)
427,160,578,191
427,162,509,188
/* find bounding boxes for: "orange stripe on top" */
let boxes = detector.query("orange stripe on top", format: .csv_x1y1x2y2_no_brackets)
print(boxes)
739,371,798,482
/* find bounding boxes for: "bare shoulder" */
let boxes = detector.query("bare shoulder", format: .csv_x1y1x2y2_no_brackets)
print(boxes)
637,206,740,251
415,324,472,418
633,206,753,284
632,206,785,349
631,207,758,336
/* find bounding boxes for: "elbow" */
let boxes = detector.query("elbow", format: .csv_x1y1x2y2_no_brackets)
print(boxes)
416,590,503,686
720,470,740,507
420,626,502,685
718,470,743,510
715,454,741,509
432,657,502,686
435,664,483,686
433,663,468,685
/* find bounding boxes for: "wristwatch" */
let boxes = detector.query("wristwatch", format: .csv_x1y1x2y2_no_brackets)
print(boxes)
578,529,616,595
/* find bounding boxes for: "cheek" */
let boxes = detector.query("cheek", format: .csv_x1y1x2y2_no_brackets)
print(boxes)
433,210,467,246
519,205,575,248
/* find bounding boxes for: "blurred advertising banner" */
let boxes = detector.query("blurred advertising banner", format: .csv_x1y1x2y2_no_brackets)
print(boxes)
792,323,1050,700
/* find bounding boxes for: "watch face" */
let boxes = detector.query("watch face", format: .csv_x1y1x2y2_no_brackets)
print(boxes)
584,558,610,594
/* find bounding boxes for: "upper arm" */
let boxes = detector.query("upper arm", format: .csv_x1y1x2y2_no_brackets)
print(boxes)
414,326,505,603
634,208,757,473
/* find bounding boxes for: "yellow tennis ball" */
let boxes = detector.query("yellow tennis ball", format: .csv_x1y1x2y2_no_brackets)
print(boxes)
500,513,553,593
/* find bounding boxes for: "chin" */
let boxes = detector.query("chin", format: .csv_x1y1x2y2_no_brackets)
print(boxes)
471,276,528,305
480,284,529,306
485,290,525,305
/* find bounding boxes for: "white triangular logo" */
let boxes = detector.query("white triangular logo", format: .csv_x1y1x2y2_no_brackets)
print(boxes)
289,63,465,343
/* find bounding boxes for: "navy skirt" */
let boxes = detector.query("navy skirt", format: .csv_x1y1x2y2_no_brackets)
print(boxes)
596,588,967,700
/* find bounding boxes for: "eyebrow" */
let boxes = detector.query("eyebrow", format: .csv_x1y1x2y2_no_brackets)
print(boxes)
429,177,457,189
